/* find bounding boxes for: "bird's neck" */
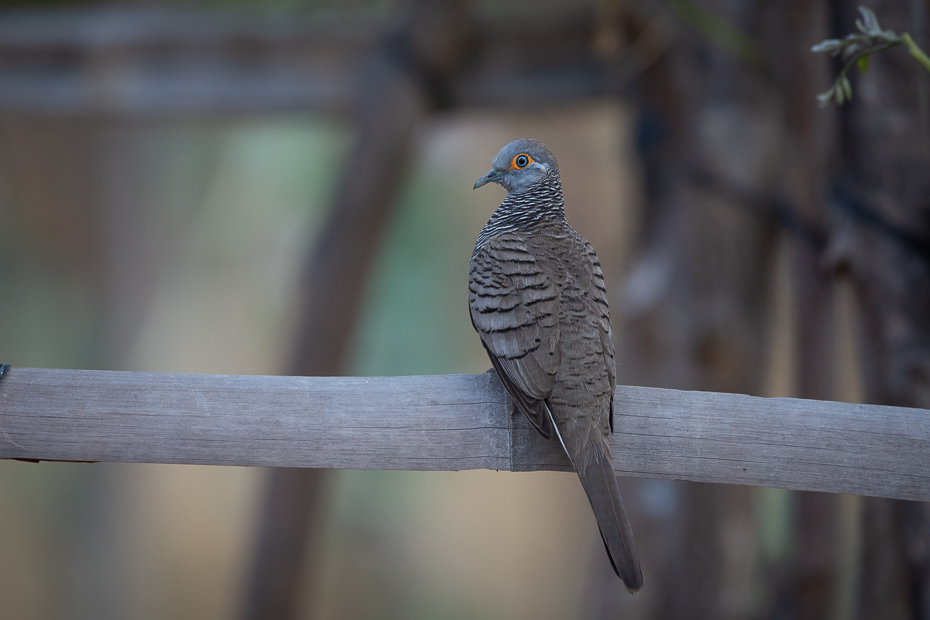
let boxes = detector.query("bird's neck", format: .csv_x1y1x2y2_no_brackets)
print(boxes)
474,171,565,255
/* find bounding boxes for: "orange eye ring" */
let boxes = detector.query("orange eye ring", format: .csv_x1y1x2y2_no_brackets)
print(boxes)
510,153,534,170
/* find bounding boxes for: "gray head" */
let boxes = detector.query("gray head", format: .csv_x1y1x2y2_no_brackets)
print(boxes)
473,139,559,194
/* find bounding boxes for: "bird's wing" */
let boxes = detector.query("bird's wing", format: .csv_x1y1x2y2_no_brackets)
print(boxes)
469,235,561,438
582,239,617,431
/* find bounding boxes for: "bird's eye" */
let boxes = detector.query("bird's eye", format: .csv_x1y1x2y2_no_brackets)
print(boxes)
511,153,533,169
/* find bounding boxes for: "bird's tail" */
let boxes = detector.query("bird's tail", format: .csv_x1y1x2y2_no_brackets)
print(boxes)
575,440,643,593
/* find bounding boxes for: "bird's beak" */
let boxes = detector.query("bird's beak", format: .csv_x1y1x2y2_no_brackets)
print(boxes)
473,169,500,189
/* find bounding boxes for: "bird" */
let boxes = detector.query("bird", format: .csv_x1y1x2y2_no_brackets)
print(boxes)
469,138,643,593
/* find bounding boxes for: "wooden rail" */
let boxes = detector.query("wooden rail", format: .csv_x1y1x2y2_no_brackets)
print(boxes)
0,9,626,116
0,367,927,502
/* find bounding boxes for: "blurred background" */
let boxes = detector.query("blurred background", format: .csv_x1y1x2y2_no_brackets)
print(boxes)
0,0,928,619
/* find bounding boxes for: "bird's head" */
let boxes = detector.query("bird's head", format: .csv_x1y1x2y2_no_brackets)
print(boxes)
473,139,558,194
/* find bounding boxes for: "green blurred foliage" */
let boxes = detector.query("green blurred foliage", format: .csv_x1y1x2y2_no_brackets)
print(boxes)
349,166,478,377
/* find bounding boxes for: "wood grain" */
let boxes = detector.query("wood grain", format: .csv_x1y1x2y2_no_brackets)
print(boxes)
0,367,927,501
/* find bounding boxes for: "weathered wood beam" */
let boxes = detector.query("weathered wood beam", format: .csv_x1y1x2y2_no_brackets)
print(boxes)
0,10,374,116
0,367,927,501
0,8,624,116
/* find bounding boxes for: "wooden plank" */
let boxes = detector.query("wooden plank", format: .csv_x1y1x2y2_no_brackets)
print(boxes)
0,368,511,470
0,11,373,116
0,9,619,116
0,367,928,501
515,386,930,502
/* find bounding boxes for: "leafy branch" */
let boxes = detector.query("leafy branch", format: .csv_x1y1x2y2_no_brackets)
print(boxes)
812,6,930,106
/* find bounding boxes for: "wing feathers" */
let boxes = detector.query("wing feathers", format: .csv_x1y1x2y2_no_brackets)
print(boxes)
470,237,560,436
484,344,553,438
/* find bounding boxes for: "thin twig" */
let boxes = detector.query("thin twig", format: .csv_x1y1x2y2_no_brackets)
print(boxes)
813,6,930,106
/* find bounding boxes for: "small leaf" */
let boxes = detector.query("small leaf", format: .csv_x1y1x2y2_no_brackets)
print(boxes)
858,54,870,73
841,74,853,100
812,39,843,53
816,89,834,107
856,6,882,35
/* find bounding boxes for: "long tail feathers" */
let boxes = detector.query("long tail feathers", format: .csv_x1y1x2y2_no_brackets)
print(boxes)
576,442,643,593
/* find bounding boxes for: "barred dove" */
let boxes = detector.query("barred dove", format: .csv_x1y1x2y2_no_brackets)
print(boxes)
470,139,643,593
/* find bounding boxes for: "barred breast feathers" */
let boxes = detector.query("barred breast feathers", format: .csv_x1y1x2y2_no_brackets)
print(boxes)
473,170,565,259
